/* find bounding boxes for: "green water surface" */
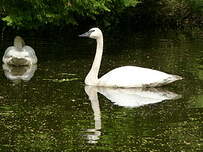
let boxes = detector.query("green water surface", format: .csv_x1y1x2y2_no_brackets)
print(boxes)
0,29,202,151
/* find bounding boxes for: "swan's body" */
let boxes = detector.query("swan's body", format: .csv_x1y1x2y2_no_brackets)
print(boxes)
79,28,182,88
98,66,181,87
2,36,37,66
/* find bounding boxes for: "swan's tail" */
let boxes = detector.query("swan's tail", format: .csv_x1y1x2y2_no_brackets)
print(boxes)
173,75,183,81
157,74,183,87
168,74,183,84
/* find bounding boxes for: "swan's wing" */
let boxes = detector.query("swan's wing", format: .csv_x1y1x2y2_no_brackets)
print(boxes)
2,46,19,64
3,46,15,58
23,46,38,64
98,66,180,87
23,46,36,56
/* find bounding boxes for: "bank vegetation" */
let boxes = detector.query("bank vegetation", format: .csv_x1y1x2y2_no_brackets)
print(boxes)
0,0,203,30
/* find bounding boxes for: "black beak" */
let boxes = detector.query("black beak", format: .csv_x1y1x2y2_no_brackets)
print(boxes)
78,30,95,38
78,32,90,37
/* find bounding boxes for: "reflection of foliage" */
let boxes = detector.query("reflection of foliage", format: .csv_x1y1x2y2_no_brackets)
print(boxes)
43,78,79,83
0,95,88,151
0,95,202,151
43,73,79,82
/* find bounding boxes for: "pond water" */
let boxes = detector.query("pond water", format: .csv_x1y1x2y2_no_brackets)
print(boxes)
0,29,202,151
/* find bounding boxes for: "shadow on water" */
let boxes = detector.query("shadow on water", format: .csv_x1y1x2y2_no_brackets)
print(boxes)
0,29,202,151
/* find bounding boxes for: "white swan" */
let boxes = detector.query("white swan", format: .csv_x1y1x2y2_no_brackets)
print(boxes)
79,27,182,87
2,36,37,66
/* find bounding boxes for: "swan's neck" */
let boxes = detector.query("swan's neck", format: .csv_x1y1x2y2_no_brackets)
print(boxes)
85,36,103,85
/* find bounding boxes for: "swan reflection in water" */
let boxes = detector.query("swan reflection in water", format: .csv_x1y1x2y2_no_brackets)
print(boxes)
85,86,101,144
2,64,37,83
84,86,181,143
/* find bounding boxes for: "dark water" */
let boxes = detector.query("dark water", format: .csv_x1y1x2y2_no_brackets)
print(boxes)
0,29,202,151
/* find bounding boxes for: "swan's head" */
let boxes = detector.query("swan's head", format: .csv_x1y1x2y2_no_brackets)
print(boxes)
14,36,25,49
79,28,102,39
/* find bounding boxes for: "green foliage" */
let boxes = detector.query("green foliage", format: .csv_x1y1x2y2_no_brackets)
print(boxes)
0,0,139,29
133,0,203,28
0,0,203,29
157,0,203,25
